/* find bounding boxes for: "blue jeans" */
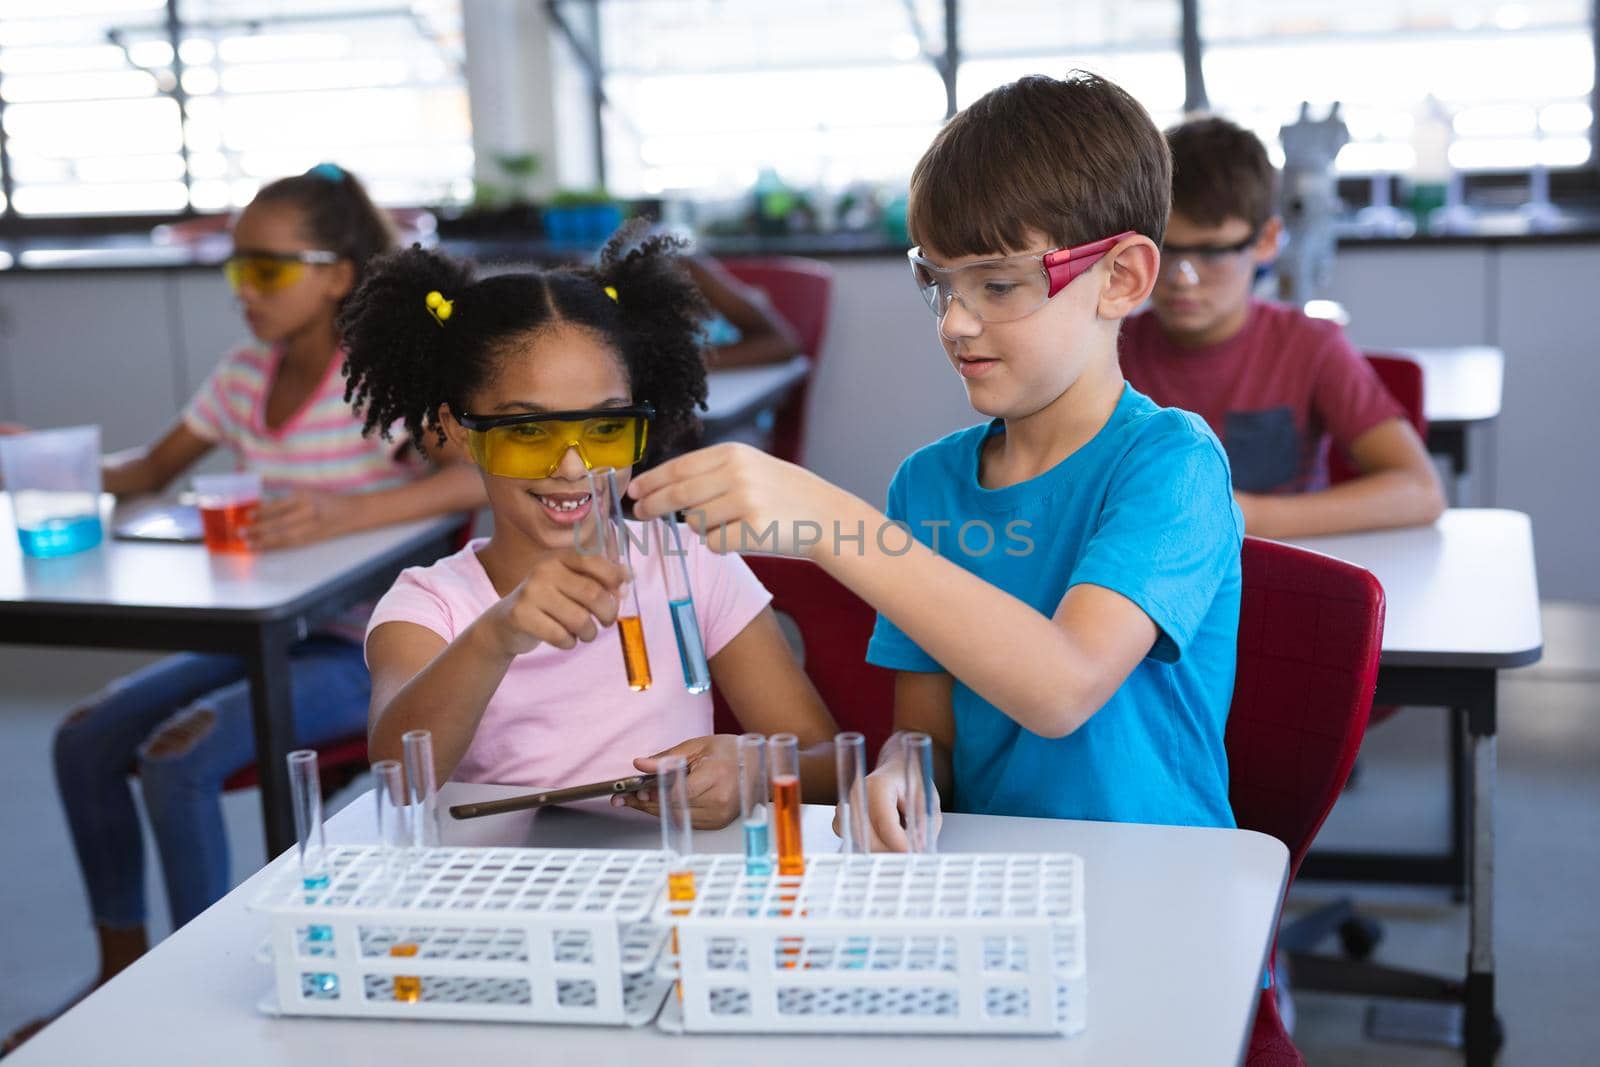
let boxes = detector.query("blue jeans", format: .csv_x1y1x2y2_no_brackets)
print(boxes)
53,636,370,930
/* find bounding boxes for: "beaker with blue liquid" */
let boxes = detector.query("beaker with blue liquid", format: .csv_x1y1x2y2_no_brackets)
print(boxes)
0,425,103,558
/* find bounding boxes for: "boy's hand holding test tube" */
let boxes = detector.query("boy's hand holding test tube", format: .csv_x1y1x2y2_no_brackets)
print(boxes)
628,442,862,558
615,733,742,829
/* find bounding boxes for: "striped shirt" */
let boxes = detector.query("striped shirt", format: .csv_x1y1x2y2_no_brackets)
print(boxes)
182,342,424,492
183,341,429,643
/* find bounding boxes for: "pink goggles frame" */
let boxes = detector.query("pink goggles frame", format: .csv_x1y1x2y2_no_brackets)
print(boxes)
1040,230,1138,295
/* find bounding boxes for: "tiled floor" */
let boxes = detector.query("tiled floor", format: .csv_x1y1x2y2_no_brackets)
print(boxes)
1,604,1596,1064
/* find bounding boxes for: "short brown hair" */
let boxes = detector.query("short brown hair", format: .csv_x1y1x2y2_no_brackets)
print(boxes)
908,71,1171,258
1166,116,1277,230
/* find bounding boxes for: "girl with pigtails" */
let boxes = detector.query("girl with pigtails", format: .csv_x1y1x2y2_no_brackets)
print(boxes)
342,222,839,825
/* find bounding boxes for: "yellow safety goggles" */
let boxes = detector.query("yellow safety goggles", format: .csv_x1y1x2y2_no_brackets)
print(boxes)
455,406,654,479
223,250,340,293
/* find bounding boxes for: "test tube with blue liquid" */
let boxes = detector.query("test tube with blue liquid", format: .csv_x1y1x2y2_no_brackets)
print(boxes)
737,733,771,877
655,517,711,693
288,749,337,994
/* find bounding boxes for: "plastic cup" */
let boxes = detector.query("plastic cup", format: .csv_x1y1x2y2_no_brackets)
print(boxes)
0,425,103,558
193,471,261,553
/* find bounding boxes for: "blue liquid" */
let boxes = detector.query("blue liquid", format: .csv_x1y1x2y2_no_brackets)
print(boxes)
302,872,330,906
743,817,772,876
668,597,711,694
17,514,101,558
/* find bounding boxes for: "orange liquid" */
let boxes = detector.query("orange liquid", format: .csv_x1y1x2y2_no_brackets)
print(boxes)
390,942,421,1002
773,775,804,876
668,868,695,954
199,499,258,553
667,869,697,902
618,615,652,690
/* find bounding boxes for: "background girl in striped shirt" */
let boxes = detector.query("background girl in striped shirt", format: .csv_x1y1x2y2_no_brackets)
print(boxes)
28,167,485,1038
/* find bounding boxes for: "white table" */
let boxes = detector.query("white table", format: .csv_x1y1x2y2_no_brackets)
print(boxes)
1288,508,1542,1065
1394,346,1504,484
9,783,1288,1067
0,495,462,853
702,355,810,441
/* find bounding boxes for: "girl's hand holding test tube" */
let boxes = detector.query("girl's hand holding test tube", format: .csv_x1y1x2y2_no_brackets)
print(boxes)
614,733,742,828
477,548,630,657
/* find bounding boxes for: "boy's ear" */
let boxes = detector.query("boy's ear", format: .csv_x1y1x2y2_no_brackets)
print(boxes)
1096,235,1160,320
1252,217,1284,266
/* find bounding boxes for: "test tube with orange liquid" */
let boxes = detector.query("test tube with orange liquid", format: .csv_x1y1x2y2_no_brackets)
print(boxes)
768,734,806,969
659,755,695,999
587,467,651,690
768,733,804,875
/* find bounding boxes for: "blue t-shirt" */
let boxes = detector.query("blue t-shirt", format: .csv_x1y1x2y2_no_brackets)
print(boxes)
866,384,1242,829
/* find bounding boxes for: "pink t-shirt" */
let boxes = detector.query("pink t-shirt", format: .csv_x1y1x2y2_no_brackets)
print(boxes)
1119,300,1403,493
365,527,772,787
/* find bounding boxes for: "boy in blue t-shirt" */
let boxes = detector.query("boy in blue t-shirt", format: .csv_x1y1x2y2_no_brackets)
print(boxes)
631,71,1242,842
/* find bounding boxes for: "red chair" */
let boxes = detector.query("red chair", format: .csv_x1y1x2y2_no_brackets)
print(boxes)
1326,352,1427,485
221,734,370,794
1227,537,1386,1065
710,555,894,763
718,257,834,465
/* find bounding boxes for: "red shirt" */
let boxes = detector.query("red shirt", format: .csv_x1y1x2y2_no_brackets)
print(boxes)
1119,300,1403,493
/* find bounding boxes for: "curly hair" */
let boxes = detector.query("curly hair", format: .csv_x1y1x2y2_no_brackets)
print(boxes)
339,219,710,466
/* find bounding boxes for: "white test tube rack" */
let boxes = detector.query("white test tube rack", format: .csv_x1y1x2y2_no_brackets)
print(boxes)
252,846,1087,1037
251,846,673,1025
656,852,1087,1036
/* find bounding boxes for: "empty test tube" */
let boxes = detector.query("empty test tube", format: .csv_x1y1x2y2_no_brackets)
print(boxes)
588,466,651,690
902,732,937,854
372,759,409,884
655,517,710,693
769,733,804,876
402,729,439,850
738,733,772,876
835,732,869,855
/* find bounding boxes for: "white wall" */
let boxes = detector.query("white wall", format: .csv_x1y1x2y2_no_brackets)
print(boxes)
2,241,1596,600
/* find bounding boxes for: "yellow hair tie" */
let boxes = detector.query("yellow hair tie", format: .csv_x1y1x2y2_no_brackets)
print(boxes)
603,286,619,303
424,290,453,327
